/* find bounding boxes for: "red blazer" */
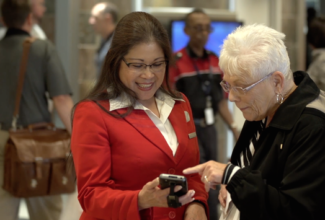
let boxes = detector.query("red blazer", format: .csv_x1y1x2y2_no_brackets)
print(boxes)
71,94,208,220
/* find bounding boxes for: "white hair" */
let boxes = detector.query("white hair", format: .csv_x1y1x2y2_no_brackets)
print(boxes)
219,24,292,80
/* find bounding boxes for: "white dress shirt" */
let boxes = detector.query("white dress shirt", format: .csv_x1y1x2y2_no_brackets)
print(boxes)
30,24,46,40
0,27,5,40
109,90,184,156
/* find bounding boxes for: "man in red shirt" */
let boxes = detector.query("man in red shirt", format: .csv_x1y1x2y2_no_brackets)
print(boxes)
169,9,239,219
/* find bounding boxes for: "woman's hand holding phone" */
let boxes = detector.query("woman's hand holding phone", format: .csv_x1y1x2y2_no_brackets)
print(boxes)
138,177,195,210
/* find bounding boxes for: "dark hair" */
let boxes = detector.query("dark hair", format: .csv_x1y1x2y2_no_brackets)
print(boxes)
1,0,31,28
184,8,206,27
83,12,180,117
307,17,325,48
307,7,317,27
101,2,119,23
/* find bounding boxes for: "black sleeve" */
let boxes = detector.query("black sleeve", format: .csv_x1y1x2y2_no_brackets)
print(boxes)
226,121,325,220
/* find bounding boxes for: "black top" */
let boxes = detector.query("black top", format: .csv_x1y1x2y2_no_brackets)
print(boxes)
97,32,113,55
227,71,325,220
186,45,209,59
4,28,30,38
171,46,223,118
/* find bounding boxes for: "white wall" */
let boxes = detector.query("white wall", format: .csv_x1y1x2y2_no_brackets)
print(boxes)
235,0,270,25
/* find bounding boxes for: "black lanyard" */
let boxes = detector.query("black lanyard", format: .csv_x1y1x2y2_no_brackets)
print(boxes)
192,57,213,96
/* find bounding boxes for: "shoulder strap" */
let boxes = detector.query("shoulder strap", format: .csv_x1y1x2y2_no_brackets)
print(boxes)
12,37,36,129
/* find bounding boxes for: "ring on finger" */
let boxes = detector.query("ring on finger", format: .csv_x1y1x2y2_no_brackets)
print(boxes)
204,175,209,182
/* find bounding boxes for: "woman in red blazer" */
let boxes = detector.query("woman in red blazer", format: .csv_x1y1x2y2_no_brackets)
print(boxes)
71,12,208,220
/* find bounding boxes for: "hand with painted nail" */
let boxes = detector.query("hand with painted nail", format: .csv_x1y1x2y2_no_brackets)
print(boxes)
138,177,195,210
183,160,227,191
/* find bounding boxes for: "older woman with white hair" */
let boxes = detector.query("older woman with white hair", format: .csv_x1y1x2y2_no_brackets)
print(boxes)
183,24,325,220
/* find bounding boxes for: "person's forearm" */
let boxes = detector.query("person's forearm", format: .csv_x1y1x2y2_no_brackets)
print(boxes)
52,94,74,134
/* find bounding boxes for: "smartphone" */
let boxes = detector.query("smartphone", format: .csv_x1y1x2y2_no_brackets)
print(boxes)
159,174,188,197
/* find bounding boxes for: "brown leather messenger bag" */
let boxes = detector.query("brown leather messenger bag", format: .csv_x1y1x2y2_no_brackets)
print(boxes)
2,37,75,197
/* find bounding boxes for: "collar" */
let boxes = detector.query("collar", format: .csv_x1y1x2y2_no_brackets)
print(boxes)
105,32,114,42
97,32,114,53
186,44,209,59
4,28,30,39
109,89,184,112
269,71,320,130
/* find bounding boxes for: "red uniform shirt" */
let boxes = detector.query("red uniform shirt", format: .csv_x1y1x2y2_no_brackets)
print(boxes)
169,46,225,119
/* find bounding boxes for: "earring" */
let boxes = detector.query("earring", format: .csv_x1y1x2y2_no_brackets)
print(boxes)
276,93,284,104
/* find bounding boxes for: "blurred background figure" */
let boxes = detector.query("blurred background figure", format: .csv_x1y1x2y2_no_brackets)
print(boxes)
89,1,118,78
30,0,46,39
307,16,325,91
59,189,82,220
0,0,53,114
0,20,5,36
0,0,74,220
0,0,46,40
305,7,317,70
169,8,239,220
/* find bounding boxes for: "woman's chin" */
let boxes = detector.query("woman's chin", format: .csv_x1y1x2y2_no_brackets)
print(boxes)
242,112,256,122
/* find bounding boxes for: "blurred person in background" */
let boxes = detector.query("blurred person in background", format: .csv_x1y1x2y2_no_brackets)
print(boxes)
0,20,5,37
169,8,239,220
0,0,47,39
30,0,46,39
184,24,325,220
89,1,118,78
307,16,325,91
0,0,74,220
71,11,208,220
1,0,53,113
59,190,82,220
305,7,317,70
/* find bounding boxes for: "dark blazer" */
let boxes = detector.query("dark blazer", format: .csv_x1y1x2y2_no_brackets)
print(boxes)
71,94,208,220
227,71,325,220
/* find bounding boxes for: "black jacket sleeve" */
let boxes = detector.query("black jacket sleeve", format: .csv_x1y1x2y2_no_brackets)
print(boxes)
226,119,325,220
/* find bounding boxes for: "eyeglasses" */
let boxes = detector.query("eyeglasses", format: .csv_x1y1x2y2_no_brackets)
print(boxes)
122,58,168,73
220,72,274,95
189,25,214,33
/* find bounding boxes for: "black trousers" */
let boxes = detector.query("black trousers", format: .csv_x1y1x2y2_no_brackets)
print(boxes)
195,124,219,220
